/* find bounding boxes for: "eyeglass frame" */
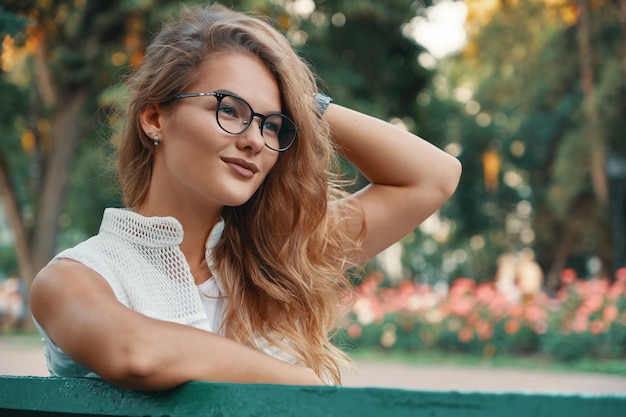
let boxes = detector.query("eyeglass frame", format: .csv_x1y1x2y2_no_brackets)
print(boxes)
171,91,298,152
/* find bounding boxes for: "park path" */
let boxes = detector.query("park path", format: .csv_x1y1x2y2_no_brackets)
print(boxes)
2,338,626,395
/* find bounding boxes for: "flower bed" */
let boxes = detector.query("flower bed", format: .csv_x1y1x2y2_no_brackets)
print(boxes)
338,268,626,362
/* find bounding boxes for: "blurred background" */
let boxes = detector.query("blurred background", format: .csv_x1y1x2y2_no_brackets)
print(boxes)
0,0,625,375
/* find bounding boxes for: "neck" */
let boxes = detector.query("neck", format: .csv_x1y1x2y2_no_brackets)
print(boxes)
137,198,222,286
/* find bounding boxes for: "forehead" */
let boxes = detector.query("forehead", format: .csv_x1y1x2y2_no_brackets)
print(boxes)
189,53,281,111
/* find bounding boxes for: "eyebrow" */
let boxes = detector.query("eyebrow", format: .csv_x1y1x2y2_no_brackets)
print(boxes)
216,89,284,115
213,88,239,97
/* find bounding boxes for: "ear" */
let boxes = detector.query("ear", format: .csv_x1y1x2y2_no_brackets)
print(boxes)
140,103,161,138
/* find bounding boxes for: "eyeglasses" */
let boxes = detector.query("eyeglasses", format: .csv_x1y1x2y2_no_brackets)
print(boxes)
173,91,298,152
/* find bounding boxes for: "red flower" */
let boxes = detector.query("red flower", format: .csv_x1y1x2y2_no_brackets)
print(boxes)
561,269,577,285
504,319,520,335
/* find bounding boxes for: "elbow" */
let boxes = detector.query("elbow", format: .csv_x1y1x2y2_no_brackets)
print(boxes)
437,155,462,200
97,342,170,390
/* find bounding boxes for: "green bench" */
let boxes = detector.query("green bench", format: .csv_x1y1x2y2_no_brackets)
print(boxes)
1,375,625,416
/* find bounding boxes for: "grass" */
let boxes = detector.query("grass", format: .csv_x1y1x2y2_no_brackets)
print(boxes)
0,330,42,349
347,348,626,376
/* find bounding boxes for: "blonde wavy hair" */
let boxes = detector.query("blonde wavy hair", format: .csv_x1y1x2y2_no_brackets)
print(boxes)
117,3,362,384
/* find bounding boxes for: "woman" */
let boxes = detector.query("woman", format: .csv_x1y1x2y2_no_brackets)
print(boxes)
30,3,461,389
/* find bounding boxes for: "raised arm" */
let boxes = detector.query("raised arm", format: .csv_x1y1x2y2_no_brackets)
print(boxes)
30,261,323,390
327,103,462,264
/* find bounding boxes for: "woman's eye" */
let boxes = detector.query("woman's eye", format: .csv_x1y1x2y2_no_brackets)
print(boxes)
218,105,237,118
263,120,281,134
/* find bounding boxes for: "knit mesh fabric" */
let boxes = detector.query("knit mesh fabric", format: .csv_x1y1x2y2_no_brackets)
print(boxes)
44,208,298,375
55,208,211,330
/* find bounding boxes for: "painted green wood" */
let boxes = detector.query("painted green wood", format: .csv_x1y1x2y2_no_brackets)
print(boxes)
1,375,625,417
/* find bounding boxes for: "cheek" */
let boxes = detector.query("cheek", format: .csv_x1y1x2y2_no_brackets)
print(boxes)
166,108,214,144
255,154,278,185
262,153,280,178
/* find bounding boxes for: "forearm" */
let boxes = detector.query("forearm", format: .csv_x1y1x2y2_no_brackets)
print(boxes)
107,319,320,390
32,263,321,391
325,103,460,192
323,102,461,260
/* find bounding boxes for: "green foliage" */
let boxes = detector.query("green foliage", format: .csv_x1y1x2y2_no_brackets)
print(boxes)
429,0,626,281
0,6,30,40
299,0,432,117
540,331,593,362
0,0,195,274
0,245,18,276
550,130,591,219
1,0,624,286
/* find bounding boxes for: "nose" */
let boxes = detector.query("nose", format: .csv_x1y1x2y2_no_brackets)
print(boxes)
236,116,266,152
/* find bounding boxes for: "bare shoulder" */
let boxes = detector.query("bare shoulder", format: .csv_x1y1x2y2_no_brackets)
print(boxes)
30,259,116,326
32,259,113,297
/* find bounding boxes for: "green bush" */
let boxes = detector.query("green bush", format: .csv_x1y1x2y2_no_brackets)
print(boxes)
340,269,626,363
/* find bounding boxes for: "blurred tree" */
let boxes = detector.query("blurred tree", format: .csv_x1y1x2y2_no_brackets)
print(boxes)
0,0,438,324
432,0,625,288
292,0,447,282
0,0,191,325
0,6,31,280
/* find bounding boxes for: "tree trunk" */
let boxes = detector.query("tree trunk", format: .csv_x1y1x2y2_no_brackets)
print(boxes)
545,227,576,292
577,0,608,204
621,0,626,86
0,154,36,287
32,88,89,274
0,153,36,329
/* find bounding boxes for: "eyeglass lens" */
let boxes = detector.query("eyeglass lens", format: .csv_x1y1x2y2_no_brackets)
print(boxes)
216,95,297,151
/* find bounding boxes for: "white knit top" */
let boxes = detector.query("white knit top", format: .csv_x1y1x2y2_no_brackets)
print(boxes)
36,208,297,379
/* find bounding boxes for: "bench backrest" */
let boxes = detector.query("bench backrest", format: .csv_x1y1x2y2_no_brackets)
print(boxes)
1,375,625,416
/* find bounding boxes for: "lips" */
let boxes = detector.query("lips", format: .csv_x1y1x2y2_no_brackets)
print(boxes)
221,156,259,178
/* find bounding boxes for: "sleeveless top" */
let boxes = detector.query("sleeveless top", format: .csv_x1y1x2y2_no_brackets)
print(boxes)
35,208,297,378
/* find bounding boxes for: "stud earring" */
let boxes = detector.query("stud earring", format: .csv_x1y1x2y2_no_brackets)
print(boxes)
153,134,159,146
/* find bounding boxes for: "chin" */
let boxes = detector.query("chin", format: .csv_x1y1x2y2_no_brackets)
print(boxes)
222,193,257,208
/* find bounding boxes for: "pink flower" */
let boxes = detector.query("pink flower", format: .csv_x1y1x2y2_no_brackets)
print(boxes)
561,269,577,285
533,321,548,335
507,304,523,318
608,282,624,300
458,326,474,343
397,280,417,296
587,279,610,295
524,304,546,323
616,268,626,282
475,319,494,341
476,283,496,302
451,298,475,317
581,293,604,314
572,313,589,333
450,278,476,296
603,305,619,323
504,319,520,335
347,323,362,339
589,320,606,335
416,284,432,296
358,272,384,296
